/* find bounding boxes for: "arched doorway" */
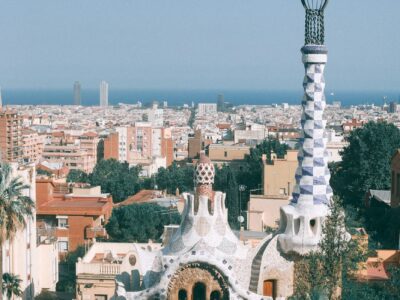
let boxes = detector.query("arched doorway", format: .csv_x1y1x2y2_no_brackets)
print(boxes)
178,289,188,300
193,282,206,300
167,262,229,300
210,290,221,300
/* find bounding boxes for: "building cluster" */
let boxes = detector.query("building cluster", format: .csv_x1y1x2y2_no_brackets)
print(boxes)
1,93,400,299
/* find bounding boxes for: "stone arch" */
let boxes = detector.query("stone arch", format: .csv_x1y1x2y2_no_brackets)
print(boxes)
167,262,229,300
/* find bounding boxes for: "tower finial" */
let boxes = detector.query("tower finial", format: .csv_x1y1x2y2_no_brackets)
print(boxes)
194,151,215,212
301,0,330,45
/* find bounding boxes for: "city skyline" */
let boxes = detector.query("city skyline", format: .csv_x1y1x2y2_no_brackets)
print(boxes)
0,1,399,91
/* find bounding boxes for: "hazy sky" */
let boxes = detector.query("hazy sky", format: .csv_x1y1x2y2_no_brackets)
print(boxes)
1,0,399,91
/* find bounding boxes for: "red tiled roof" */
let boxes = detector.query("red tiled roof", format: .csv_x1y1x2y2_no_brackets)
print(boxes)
37,197,112,216
116,190,161,207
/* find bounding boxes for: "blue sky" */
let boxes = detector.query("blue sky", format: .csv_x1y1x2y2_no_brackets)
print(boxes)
0,0,399,91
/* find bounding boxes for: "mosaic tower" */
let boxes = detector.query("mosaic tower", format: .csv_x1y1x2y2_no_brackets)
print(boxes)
279,0,332,255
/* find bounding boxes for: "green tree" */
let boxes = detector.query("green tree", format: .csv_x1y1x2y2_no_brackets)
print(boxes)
106,203,181,243
292,197,367,300
89,159,141,203
0,163,35,300
2,273,22,300
214,165,240,229
97,139,104,163
331,121,400,207
66,169,89,183
57,246,85,293
34,291,58,300
155,163,194,194
36,169,52,177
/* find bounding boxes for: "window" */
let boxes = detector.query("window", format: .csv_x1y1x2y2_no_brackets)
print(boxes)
58,218,68,228
224,151,228,158
95,296,107,300
58,241,68,252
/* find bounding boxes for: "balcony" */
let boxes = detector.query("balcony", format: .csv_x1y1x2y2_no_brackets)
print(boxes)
36,227,57,245
76,261,121,275
85,227,107,239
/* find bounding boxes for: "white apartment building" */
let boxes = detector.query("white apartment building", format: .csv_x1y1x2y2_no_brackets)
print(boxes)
198,103,217,116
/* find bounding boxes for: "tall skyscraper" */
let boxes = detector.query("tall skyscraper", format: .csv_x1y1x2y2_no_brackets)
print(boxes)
73,81,81,105
99,81,109,107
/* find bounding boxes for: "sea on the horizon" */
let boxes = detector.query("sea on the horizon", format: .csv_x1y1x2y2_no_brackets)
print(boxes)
1,89,399,107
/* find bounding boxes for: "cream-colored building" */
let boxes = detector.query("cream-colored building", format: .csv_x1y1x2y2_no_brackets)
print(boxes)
248,195,290,231
247,150,297,231
76,242,162,300
1,163,59,299
208,143,250,162
42,131,99,173
262,150,298,196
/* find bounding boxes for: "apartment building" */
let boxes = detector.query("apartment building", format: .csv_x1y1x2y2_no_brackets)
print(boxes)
198,103,217,116
42,131,98,173
22,128,44,163
36,180,113,254
104,123,174,169
0,110,23,162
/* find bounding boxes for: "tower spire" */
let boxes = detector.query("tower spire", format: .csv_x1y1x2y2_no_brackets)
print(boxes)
278,0,331,255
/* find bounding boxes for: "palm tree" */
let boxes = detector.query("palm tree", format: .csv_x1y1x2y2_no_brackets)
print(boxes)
2,273,22,300
0,163,35,300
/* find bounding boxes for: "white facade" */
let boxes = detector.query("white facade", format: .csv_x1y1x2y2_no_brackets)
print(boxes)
148,108,164,127
198,103,217,116
1,164,58,299
100,80,109,107
116,126,128,162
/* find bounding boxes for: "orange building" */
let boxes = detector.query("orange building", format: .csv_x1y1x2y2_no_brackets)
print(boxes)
36,179,113,254
22,128,44,163
104,125,174,167
104,132,119,160
0,110,23,162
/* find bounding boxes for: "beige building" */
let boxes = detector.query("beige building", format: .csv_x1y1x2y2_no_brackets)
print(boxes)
248,195,290,231
208,143,250,162
42,131,99,173
247,150,298,231
263,150,298,196
76,242,162,300
188,129,203,159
